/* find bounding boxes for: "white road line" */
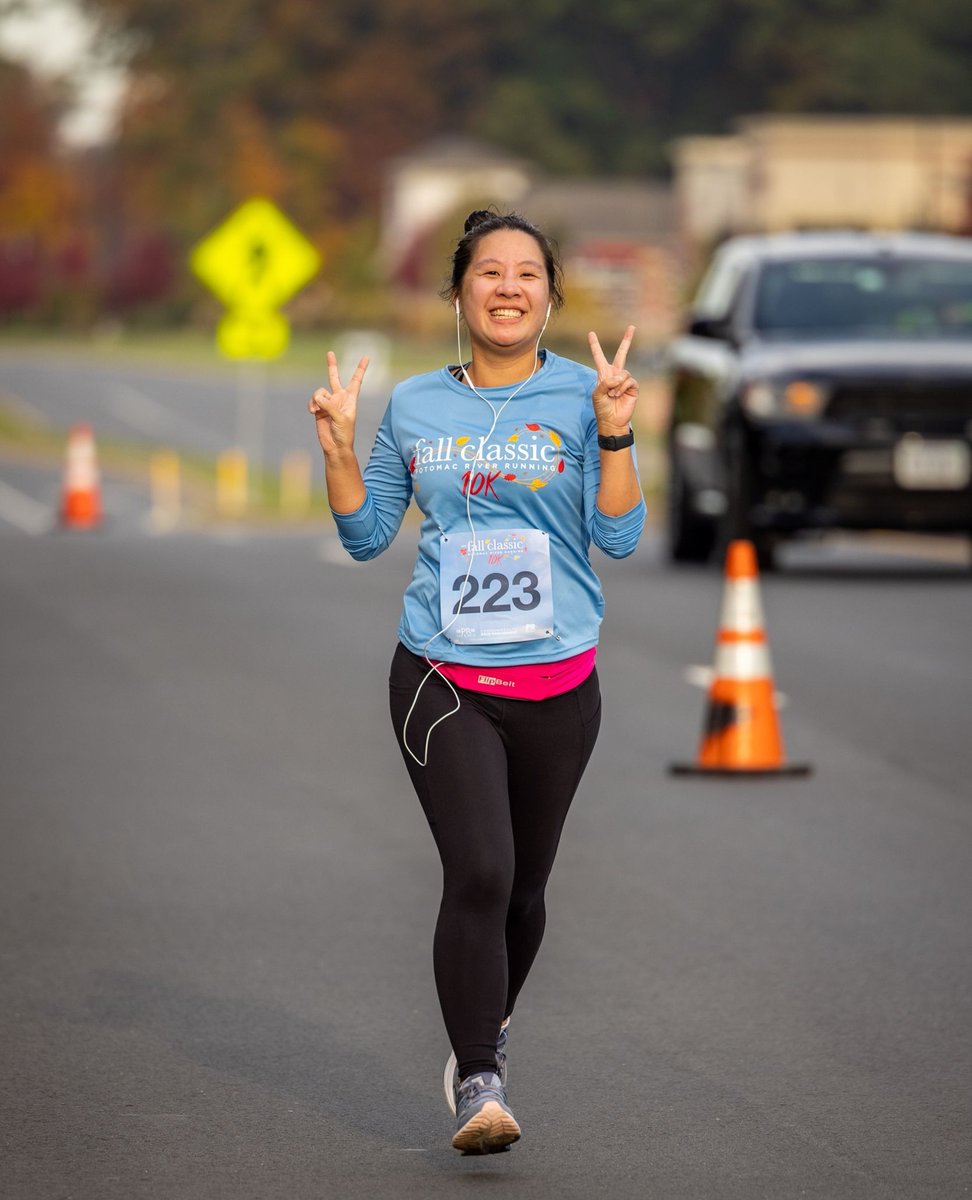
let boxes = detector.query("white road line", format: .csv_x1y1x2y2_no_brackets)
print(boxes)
106,382,215,443
0,479,54,534
0,389,53,427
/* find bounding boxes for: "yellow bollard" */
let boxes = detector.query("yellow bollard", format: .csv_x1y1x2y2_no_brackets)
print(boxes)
280,450,312,519
217,448,248,518
149,450,181,531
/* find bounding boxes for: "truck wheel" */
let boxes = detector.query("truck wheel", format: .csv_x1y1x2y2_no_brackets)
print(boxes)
667,448,716,563
721,439,777,571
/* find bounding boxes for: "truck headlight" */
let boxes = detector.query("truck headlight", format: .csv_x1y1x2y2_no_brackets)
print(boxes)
741,379,829,419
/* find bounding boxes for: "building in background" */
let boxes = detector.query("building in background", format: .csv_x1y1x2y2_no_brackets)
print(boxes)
381,137,536,291
382,137,681,342
674,115,972,263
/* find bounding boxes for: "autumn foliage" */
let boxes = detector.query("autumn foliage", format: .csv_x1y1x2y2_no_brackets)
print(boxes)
2,0,972,325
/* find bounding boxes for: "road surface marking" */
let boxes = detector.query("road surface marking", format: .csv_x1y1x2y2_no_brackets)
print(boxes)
0,389,52,427
0,479,53,534
106,382,214,442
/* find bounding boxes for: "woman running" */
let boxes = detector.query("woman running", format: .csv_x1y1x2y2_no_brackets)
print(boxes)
309,209,645,1154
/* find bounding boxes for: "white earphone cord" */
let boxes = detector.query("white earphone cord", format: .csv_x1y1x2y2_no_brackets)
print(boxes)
401,301,552,766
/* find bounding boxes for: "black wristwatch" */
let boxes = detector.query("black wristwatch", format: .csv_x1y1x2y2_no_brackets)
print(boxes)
597,428,635,451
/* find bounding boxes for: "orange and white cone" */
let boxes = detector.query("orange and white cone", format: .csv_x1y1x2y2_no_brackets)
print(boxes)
671,540,811,776
60,424,103,530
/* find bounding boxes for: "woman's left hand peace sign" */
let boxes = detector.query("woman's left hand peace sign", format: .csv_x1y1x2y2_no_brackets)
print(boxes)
589,325,639,435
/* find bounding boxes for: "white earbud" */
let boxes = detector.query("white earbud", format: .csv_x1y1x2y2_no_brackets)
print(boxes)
455,299,461,315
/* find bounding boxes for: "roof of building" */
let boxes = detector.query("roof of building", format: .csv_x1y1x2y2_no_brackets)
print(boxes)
388,135,534,172
524,179,677,243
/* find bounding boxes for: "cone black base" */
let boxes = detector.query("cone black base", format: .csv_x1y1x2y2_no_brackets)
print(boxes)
669,762,813,777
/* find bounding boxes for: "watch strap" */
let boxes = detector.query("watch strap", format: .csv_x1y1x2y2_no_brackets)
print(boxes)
597,428,635,451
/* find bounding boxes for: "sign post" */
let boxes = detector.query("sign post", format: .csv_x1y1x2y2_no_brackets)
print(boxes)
190,198,321,503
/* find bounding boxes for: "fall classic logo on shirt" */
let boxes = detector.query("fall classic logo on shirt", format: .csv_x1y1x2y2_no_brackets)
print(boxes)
408,423,566,496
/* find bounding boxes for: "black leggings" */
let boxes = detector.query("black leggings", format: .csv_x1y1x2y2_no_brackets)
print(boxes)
388,642,601,1080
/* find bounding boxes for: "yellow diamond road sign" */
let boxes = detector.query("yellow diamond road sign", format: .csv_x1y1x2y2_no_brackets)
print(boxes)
218,309,290,361
190,197,321,313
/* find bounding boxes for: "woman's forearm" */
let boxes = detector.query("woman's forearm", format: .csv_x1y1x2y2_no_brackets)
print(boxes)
323,446,367,515
595,446,643,516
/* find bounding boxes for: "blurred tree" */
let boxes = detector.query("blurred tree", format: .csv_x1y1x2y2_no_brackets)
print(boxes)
7,0,971,323
0,58,71,237
0,57,93,317
77,0,972,213
470,0,972,172
78,0,497,231
72,0,509,319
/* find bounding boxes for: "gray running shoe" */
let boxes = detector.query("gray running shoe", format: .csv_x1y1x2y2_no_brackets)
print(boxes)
451,1071,521,1155
495,1016,511,1086
444,1052,459,1114
443,1017,512,1115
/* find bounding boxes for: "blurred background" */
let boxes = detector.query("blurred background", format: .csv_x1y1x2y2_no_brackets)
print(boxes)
1,0,971,341
2,0,972,519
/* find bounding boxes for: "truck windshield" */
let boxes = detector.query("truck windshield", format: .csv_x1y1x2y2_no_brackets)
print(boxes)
752,258,972,339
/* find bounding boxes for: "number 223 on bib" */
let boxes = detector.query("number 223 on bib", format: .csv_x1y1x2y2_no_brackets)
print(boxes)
440,527,554,645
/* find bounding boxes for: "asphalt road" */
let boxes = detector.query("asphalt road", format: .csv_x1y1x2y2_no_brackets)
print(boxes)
0,348,385,474
2,350,971,1198
2,498,970,1199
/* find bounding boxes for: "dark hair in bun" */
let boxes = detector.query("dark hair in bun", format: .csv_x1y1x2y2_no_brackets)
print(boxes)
444,208,565,310
463,209,494,235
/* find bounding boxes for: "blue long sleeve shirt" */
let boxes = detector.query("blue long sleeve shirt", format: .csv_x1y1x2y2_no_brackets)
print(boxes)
331,350,646,665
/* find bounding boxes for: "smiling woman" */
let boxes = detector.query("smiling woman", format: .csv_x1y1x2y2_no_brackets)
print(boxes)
449,213,562,387
307,207,646,1155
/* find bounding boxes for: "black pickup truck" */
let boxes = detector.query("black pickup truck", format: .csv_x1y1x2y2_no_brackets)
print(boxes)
665,231,972,568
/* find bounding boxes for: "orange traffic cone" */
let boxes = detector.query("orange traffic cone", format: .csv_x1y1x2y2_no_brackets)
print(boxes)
60,424,103,530
670,540,811,777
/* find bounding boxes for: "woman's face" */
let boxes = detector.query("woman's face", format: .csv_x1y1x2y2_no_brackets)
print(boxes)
457,229,551,356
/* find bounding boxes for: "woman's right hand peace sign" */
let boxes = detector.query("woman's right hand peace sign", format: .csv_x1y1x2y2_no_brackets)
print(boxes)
308,351,369,457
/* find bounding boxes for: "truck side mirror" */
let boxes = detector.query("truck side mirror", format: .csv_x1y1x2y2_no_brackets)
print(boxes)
688,315,732,341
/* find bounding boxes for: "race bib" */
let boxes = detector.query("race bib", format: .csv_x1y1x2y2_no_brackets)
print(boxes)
440,527,554,645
